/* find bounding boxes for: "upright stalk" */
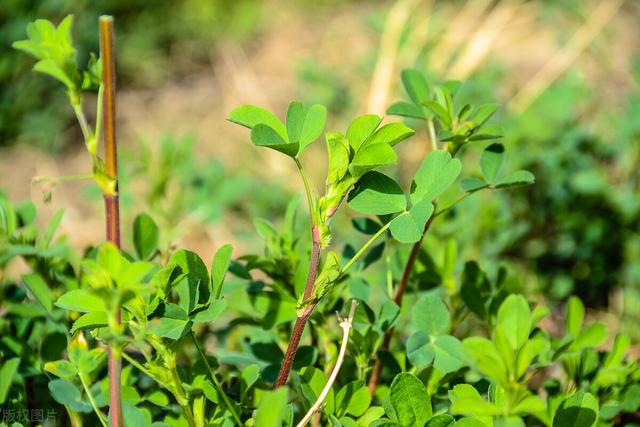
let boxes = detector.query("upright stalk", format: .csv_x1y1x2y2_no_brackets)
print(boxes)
99,16,123,427
367,215,435,395
273,160,324,389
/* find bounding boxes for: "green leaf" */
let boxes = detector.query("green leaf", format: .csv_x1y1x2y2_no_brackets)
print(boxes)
449,384,501,416
552,392,599,427
42,209,64,248
44,360,77,380
411,150,462,203
71,311,108,333
251,124,298,157
413,294,450,335
169,249,210,311
494,170,535,188
366,123,415,147
228,105,287,139
460,177,489,193
300,367,335,415
480,143,504,183
144,390,170,406
191,299,227,323
326,133,351,184
463,337,509,385
390,199,434,243
133,213,159,260
387,101,426,119
336,381,371,417
0,358,20,404
496,294,532,351
295,103,327,153
349,143,397,179
211,244,233,299
348,171,406,215
22,273,54,314
385,373,431,426
149,317,192,340
570,323,607,351
346,115,382,151
48,379,92,413
566,296,584,337
426,414,455,427
472,104,498,128
33,59,75,89
56,289,105,313
401,69,430,105
254,388,288,427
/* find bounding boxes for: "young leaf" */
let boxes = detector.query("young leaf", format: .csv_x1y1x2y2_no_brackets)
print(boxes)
335,381,371,417
211,244,233,299
149,317,192,340
228,105,287,138
389,199,434,243
463,337,509,386
495,294,532,351
299,104,327,153
348,171,406,215
494,170,535,188
22,273,54,314
133,212,159,260
411,151,461,203
387,101,425,119
349,143,398,178
326,133,350,184
56,289,105,313
566,296,585,337
384,373,432,426
70,311,108,333
401,69,430,105
366,123,415,147
251,124,298,157
346,115,382,151
449,384,501,416
480,143,504,183
460,177,488,193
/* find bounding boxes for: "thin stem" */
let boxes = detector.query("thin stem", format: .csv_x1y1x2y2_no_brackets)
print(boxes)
427,119,437,151
79,373,108,427
433,192,473,218
297,301,357,427
100,16,123,427
295,157,316,226
339,222,391,277
71,102,94,145
95,84,104,145
121,352,153,378
367,215,435,395
190,331,243,426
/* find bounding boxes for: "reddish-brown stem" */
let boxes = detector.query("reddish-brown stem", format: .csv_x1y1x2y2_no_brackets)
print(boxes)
367,215,435,395
273,227,322,389
100,16,123,427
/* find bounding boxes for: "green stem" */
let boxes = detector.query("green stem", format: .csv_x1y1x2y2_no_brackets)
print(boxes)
433,192,473,218
95,84,104,145
121,352,153,378
427,119,437,151
190,332,243,426
339,222,391,277
294,157,317,226
169,365,197,427
79,373,108,427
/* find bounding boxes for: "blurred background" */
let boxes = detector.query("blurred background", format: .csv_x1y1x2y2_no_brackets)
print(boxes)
1,0,639,337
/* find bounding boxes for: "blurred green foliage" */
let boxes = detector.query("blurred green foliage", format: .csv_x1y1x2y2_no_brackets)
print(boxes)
1,0,261,149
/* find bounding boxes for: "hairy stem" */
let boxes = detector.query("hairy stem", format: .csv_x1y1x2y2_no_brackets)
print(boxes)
274,302,318,389
367,216,435,395
99,16,123,427
297,301,357,427
190,331,243,425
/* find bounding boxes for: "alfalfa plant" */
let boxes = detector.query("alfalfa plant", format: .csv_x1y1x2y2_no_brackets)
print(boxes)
228,69,534,390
